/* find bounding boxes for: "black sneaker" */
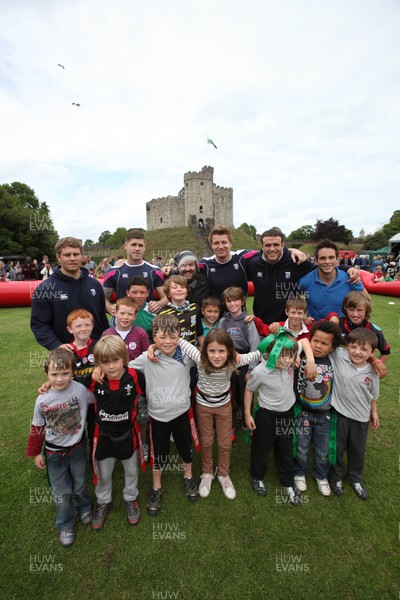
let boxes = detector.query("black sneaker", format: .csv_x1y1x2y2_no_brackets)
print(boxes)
183,477,199,502
251,478,267,496
147,488,163,516
351,482,368,500
125,499,141,525
91,503,111,530
331,481,344,496
284,486,302,506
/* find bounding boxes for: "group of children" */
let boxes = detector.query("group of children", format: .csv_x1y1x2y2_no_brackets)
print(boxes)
27,275,389,547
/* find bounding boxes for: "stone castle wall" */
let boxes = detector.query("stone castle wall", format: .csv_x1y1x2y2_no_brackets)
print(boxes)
146,166,233,230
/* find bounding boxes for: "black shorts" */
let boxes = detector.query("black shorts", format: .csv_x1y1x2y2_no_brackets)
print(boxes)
150,410,193,469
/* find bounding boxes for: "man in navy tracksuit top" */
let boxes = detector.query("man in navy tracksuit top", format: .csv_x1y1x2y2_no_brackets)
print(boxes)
243,228,315,324
31,237,109,350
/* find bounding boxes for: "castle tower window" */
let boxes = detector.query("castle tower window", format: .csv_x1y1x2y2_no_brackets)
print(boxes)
160,217,163,223
186,182,188,187
199,205,203,213
200,181,204,186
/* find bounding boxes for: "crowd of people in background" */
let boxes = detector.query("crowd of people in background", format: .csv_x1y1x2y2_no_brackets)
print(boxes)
2,249,399,283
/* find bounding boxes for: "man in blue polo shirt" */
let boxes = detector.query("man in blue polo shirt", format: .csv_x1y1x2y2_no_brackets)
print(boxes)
299,239,366,321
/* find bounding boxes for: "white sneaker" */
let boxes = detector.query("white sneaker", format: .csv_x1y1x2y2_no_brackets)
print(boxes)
294,475,307,492
316,478,331,496
199,473,214,498
217,475,236,500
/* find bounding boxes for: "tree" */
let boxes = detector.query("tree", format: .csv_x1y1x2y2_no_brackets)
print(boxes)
98,230,111,246
0,182,58,258
363,211,400,250
84,239,94,248
238,222,257,240
311,218,352,244
287,225,314,241
106,227,128,248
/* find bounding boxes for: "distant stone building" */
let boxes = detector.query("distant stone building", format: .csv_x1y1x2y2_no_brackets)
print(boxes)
146,166,233,230
359,228,365,238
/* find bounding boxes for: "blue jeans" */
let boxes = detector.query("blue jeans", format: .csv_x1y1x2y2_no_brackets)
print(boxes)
294,410,331,480
46,443,91,531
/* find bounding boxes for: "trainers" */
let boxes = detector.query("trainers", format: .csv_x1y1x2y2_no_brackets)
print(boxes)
199,473,214,498
125,499,141,525
218,475,236,500
91,503,111,530
316,478,331,496
251,478,267,496
294,475,307,492
142,443,149,462
183,477,199,502
59,529,75,547
351,482,369,500
147,488,163,516
80,511,93,525
284,486,301,506
231,428,235,442
331,481,344,496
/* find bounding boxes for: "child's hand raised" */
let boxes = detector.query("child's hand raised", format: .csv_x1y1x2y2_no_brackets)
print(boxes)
147,344,159,363
244,314,255,323
92,366,105,384
268,322,280,334
304,361,317,379
38,381,51,394
371,359,388,379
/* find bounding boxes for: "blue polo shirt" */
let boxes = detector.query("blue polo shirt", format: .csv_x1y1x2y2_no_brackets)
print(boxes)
299,268,364,320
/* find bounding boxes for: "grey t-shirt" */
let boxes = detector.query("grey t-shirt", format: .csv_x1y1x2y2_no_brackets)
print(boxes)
31,380,94,449
246,361,296,412
330,347,379,422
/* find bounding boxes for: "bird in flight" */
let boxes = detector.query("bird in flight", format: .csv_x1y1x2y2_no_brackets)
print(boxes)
72,102,81,107
57,64,65,69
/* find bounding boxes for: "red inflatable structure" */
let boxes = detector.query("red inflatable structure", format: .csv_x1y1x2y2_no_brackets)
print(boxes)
359,270,400,298
0,274,398,308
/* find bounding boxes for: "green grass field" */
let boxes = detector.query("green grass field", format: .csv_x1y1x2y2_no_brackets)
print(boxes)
0,297,398,600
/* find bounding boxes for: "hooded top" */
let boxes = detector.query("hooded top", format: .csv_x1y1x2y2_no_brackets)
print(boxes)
219,310,260,353
31,266,109,350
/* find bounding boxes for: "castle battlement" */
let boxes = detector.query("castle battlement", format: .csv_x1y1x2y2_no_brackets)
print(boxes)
146,166,233,230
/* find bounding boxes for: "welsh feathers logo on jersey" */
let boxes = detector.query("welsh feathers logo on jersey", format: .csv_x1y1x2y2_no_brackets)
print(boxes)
90,289,96,296
285,272,291,279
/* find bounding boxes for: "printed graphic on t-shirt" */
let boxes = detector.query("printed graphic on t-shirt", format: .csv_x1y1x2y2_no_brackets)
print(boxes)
42,397,82,436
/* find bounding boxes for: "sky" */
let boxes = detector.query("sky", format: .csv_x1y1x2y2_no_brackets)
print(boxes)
1,0,399,244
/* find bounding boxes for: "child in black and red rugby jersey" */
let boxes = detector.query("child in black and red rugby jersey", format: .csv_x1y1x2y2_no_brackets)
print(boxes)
327,291,390,363
90,336,144,530
66,309,97,452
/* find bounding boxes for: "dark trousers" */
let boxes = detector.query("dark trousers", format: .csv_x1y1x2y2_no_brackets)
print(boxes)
330,412,369,484
250,406,295,487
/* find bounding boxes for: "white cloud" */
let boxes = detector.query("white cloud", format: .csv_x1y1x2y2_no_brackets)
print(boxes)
1,0,399,245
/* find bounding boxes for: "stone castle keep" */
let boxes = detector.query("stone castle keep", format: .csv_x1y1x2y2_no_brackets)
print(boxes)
146,166,233,230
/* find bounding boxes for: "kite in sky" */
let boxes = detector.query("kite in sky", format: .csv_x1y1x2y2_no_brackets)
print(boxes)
57,64,65,69
72,102,81,107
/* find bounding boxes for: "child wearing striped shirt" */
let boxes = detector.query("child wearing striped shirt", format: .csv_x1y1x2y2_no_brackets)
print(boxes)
179,330,261,500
